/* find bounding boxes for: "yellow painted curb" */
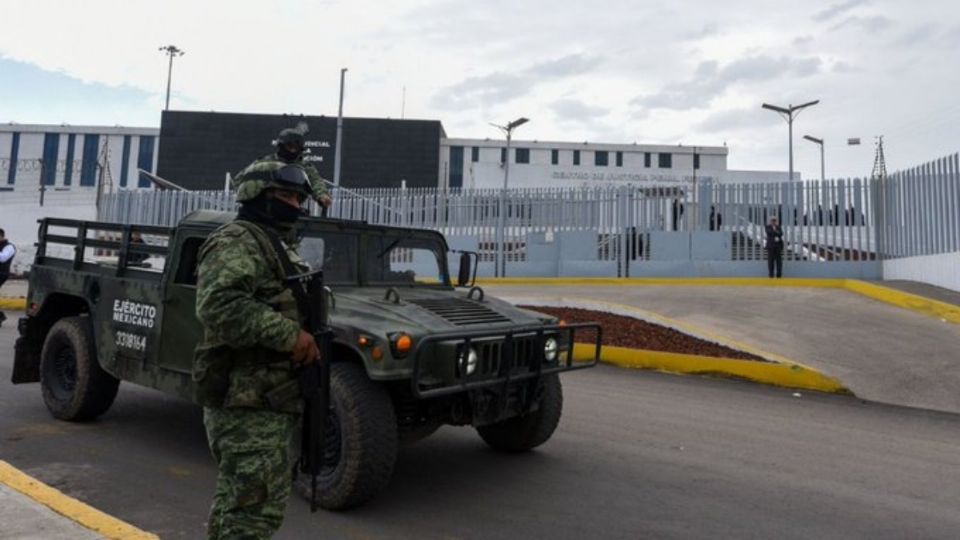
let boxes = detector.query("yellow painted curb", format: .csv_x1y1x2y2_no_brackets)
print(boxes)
479,277,846,288
843,280,960,325
0,460,159,540
0,297,26,310
573,343,848,394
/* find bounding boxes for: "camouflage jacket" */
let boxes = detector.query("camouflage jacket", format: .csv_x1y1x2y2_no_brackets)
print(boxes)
235,153,330,202
193,220,309,413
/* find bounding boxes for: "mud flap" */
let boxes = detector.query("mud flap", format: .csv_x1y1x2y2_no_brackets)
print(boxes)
12,317,41,384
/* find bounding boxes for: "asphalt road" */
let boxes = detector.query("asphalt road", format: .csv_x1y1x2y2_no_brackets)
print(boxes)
2,311,960,539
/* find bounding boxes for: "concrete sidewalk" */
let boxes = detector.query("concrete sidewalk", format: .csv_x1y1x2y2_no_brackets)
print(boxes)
0,483,101,540
490,284,960,414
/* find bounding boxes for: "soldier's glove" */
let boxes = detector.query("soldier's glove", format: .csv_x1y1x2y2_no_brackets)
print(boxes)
292,329,320,366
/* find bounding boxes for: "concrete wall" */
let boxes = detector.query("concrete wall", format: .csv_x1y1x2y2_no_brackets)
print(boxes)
0,193,99,274
883,252,960,292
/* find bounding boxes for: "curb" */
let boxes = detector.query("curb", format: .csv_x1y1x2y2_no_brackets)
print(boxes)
572,344,848,394
482,277,960,326
0,297,26,310
0,460,159,540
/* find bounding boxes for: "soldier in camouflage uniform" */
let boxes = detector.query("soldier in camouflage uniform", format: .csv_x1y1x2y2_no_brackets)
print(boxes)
234,126,333,210
194,160,321,539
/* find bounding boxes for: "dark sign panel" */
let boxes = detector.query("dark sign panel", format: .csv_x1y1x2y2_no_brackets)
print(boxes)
157,111,444,190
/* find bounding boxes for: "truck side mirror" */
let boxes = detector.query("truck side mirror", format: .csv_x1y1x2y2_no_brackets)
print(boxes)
457,252,472,287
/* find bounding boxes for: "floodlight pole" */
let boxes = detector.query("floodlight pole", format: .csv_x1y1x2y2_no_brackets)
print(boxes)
158,45,185,111
333,67,348,187
762,100,819,181
490,117,529,277
803,135,825,182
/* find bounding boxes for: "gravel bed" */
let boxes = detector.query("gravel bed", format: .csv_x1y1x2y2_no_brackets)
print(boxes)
521,305,769,362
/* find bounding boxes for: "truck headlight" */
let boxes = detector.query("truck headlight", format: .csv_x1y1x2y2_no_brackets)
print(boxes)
459,347,478,376
544,337,558,361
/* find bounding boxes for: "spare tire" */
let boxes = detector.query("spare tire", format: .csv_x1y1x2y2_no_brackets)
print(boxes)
40,316,119,421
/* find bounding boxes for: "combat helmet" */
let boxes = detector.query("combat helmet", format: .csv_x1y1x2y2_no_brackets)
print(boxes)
234,161,312,202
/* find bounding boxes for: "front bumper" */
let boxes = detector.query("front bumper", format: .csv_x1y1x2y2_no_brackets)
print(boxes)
409,323,602,399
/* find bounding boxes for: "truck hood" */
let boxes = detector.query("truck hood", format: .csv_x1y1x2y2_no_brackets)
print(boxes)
329,286,548,335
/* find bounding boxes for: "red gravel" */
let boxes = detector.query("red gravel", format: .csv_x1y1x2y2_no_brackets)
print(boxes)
521,305,769,362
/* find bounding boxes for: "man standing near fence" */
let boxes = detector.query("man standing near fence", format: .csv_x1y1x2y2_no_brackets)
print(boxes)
0,228,17,328
765,216,784,278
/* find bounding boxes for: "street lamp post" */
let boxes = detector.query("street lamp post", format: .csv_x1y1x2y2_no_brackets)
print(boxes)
803,135,825,182
490,117,529,277
333,67,348,187
762,100,819,181
158,45,185,111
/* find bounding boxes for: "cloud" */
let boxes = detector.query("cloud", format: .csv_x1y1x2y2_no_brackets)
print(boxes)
830,15,892,32
696,107,780,133
631,55,823,111
812,0,868,22
832,60,860,73
549,98,609,123
894,23,938,47
430,53,597,110
684,23,719,40
793,35,814,46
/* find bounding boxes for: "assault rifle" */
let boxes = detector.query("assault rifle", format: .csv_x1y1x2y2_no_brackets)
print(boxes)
287,270,333,512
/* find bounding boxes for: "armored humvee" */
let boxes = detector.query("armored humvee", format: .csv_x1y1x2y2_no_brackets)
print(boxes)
12,211,600,509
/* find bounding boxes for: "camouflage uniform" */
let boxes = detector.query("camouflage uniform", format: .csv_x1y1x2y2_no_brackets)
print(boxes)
234,153,330,204
195,179,311,539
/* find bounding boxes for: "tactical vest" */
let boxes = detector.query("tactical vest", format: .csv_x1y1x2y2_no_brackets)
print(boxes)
0,240,13,278
193,221,306,413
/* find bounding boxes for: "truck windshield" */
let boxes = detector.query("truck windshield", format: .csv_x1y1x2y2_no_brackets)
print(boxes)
364,235,448,286
298,233,358,285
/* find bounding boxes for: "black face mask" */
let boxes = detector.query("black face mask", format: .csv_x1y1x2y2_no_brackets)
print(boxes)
239,194,306,232
277,144,303,163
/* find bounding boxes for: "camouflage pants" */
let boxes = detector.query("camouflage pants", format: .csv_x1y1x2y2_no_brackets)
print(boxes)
203,407,298,540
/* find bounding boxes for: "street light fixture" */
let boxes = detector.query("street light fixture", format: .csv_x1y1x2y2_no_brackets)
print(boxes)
803,135,825,182
762,100,819,181
490,117,530,277
158,45,185,111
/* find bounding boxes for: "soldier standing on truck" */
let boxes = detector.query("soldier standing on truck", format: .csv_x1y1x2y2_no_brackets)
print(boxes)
194,161,321,539
0,227,16,328
238,125,334,210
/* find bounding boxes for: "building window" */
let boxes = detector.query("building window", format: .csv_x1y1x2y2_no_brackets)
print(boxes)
41,133,60,186
551,149,559,165
658,152,672,168
595,151,608,166
500,147,506,164
573,150,581,166
449,146,464,188
64,134,76,186
137,136,156,188
616,151,623,167
80,134,99,187
471,146,479,162
119,135,132,187
694,153,700,170
6,133,20,185
644,152,651,168
515,148,530,164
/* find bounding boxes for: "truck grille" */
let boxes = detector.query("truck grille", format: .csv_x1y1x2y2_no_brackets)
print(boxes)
410,298,511,326
475,336,539,375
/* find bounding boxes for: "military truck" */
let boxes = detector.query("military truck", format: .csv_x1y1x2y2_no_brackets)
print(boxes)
12,211,601,509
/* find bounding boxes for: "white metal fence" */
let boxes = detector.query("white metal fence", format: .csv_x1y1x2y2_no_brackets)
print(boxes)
94,152,960,277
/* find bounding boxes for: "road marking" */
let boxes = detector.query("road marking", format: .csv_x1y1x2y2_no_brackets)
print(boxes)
0,297,26,310
0,460,159,540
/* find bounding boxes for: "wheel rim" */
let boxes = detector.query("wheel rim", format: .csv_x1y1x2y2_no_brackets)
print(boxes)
48,345,77,401
320,406,342,478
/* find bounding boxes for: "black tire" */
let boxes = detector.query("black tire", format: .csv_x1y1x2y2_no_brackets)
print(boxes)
296,362,398,510
476,374,563,452
40,316,119,421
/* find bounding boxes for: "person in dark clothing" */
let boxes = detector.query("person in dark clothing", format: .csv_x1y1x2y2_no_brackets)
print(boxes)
765,216,784,278
0,227,17,328
128,231,150,265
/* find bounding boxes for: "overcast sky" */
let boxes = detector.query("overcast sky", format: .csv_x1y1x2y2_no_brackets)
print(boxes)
1,0,958,179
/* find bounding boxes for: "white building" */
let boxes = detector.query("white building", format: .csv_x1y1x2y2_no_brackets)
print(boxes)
439,138,794,189
0,124,159,273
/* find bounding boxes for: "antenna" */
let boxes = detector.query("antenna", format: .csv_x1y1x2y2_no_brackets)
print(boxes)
871,136,887,180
